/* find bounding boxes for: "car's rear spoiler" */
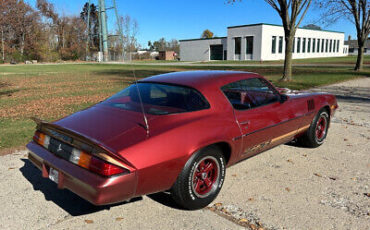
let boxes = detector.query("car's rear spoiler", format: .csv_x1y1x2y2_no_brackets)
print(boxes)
30,117,135,171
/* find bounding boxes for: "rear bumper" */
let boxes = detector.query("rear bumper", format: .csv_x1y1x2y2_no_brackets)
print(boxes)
26,141,137,205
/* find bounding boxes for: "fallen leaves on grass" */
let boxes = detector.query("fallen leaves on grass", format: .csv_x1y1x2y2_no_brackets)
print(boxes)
0,94,110,119
0,73,128,120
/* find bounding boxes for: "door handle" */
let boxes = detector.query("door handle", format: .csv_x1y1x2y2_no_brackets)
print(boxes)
239,120,250,126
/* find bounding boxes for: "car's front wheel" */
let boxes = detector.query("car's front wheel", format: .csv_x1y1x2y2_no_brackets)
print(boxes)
171,146,226,210
299,109,330,148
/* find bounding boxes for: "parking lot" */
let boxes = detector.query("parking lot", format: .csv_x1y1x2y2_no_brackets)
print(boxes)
0,78,369,230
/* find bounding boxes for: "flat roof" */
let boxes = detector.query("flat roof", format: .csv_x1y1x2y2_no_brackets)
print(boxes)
179,37,227,42
227,23,344,34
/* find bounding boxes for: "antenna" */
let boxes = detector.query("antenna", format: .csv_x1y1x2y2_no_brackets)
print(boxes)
131,69,150,137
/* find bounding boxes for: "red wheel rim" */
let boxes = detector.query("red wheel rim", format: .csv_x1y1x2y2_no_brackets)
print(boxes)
192,156,219,198
315,116,327,140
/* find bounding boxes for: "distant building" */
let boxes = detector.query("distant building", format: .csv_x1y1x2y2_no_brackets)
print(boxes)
158,51,176,60
345,36,370,55
180,23,349,62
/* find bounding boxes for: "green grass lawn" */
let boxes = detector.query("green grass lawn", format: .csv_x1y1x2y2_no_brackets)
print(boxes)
0,63,369,153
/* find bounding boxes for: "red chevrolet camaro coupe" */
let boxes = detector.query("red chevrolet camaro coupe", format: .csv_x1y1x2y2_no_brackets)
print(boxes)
26,71,338,210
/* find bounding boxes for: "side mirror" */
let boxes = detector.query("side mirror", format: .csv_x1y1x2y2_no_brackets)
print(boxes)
280,94,289,103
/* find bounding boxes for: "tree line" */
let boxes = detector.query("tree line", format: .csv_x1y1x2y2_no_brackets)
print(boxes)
0,0,141,63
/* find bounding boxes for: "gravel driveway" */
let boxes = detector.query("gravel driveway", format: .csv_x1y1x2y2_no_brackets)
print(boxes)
0,78,369,230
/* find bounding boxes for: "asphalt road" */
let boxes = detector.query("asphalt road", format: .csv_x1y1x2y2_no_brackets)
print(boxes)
0,78,369,230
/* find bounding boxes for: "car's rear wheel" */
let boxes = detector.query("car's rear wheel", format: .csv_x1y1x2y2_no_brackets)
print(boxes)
299,109,329,148
170,146,226,210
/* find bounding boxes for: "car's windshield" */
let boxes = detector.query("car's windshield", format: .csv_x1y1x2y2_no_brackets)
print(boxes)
101,82,210,115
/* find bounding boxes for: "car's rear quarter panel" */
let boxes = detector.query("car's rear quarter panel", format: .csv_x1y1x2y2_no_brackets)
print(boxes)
119,108,242,196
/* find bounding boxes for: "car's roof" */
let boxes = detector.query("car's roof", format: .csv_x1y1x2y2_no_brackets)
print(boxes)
139,71,261,90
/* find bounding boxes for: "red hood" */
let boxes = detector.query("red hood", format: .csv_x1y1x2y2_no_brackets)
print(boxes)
54,104,150,153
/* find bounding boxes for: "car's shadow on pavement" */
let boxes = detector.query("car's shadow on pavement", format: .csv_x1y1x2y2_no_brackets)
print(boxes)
20,159,142,216
147,192,184,210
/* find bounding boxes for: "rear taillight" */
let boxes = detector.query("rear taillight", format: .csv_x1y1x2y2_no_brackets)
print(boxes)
89,157,125,176
33,131,128,177
33,131,50,148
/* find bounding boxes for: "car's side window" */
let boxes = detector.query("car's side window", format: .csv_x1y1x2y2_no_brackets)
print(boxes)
221,78,279,110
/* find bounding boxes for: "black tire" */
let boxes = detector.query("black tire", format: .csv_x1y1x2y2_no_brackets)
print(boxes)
298,109,330,148
170,146,226,210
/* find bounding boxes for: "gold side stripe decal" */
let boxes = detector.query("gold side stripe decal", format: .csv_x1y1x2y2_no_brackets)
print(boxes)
270,125,310,144
244,125,311,154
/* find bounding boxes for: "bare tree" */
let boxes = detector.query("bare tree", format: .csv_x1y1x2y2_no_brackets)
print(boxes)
229,0,312,81
318,0,370,71
120,15,139,61
0,0,42,62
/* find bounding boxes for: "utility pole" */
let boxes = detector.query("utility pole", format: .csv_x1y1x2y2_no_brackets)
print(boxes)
86,0,124,62
113,0,125,61
85,0,91,61
98,0,109,61
98,3,103,61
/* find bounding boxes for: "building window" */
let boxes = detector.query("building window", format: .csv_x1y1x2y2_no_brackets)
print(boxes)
234,37,241,55
308,38,311,53
337,40,340,52
312,39,316,53
278,36,283,53
321,39,325,53
330,40,333,52
297,37,301,53
303,38,306,53
246,36,253,55
272,36,277,53
317,39,320,52
333,40,336,52
325,39,329,52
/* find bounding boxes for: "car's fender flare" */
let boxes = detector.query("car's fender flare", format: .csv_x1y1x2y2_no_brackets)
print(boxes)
185,139,234,166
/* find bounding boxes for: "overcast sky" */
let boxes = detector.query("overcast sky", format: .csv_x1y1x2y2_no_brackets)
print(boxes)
25,0,355,47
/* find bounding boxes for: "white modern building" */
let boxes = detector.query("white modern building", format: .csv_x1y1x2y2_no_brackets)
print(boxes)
180,23,348,61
